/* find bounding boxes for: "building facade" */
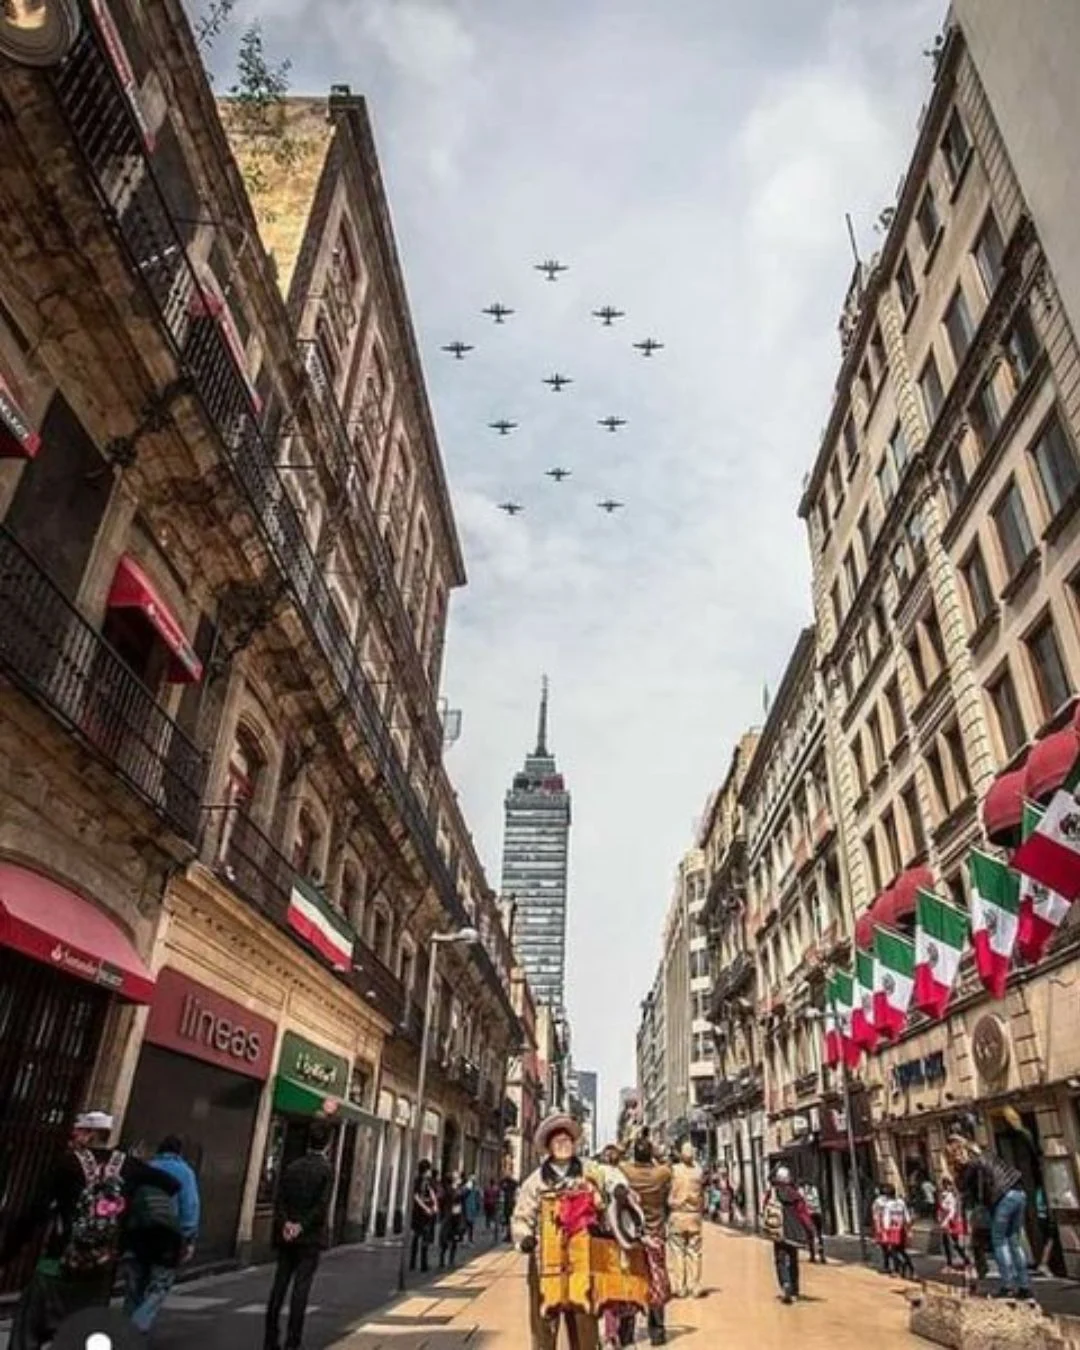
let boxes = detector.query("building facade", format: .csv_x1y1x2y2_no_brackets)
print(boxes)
575,1068,599,1155
500,680,572,1010
504,964,543,1181
636,972,666,1138
0,4,515,1289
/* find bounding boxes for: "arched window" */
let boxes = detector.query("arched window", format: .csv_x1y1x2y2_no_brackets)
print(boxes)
399,939,416,998
293,805,323,881
228,724,265,814
341,862,364,928
371,903,391,964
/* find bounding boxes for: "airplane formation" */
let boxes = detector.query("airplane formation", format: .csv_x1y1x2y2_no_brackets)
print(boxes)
442,258,664,519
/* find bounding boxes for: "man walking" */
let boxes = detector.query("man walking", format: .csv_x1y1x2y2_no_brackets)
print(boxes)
801,1178,825,1263
620,1133,672,1345
667,1142,704,1298
410,1160,437,1273
264,1122,334,1350
122,1135,201,1333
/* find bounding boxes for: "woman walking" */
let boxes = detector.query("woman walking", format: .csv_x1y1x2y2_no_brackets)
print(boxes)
760,1165,815,1305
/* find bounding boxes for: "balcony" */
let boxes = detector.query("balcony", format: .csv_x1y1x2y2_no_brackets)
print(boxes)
0,525,205,840
794,1070,820,1099
712,950,754,1006
46,20,518,1031
712,1067,763,1113
216,806,405,1026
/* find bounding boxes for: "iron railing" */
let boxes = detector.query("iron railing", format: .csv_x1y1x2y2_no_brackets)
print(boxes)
0,525,205,839
48,18,516,1028
216,806,405,1026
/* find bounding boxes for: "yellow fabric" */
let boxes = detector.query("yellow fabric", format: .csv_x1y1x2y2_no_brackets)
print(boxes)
537,1195,648,1316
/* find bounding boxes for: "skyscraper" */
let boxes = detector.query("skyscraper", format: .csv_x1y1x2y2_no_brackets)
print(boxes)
501,679,572,1010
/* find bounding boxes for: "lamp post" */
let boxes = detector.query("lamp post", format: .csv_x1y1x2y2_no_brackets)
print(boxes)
397,926,479,1291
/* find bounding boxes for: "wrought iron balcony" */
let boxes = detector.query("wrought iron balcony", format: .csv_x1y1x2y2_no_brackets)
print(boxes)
794,1070,820,1099
215,805,405,1026
47,18,517,1030
0,525,205,839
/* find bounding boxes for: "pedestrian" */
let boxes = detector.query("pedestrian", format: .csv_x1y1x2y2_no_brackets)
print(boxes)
121,1134,201,1333
733,1180,746,1227
946,1129,1033,1301
881,1184,915,1280
667,1141,704,1299
1033,1183,1057,1277
483,1180,500,1236
800,1178,825,1263
760,1165,815,1305
871,1186,892,1276
438,1173,464,1268
0,1110,181,1350
937,1175,968,1273
500,1172,519,1243
410,1160,438,1272
462,1175,481,1244
620,1132,673,1345
264,1121,334,1350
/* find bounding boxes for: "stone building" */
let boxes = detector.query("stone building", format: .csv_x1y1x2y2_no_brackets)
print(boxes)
636,971,666,1139
504,963,543,1181
799,19,1080,1269
0,0,516,1285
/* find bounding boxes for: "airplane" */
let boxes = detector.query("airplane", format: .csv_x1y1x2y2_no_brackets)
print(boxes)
597,499,624,513
482,303,514,323
535,259,568,281
546,467,572,482
489,419,518,435
633,337,664,357
441,341,474,359
598,415,627,432
498,501,523,515
543,373,573,392
592,305,625,326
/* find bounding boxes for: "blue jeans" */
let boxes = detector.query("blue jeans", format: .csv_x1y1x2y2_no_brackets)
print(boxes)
121,1254,178,1332
990,1190,1029,1292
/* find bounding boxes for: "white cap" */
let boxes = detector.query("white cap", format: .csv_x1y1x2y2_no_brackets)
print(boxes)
74,1110,114,1132
774,1164,792,1184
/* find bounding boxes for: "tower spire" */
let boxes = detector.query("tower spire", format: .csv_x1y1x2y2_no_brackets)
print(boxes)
535,675,549,756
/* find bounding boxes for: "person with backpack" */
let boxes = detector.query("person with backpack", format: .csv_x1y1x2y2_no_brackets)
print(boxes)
121,1135,201,1333
264,1122,335,1350
760,1165,815,1305
0,1110,181,1350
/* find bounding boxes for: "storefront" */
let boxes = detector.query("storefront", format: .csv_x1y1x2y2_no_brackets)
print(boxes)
819,1089,875,1237
125,966,275,1263
0,863,156,1294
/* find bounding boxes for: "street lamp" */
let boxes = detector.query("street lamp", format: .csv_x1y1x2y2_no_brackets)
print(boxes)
397,926,479,1290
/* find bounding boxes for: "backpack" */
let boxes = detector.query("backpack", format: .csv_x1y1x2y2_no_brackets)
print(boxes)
761,1191,785,1240
62,1149,128,1273
128,1179,181,1236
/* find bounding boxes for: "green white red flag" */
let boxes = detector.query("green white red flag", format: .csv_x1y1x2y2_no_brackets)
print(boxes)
1016,801,1073,962
872,927,915,1039
968,850,1021,998
287,877,355,971
851,948,879,1050
824,971,860,1069
1011,789,1080,905
913,889,968,1019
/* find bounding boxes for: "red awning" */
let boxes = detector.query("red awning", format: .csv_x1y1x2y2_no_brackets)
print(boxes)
854,911,875,950
0,863,155,1003
983,766,1026,843
107,555,203,683
884,865,935,926
1024,725,1080,802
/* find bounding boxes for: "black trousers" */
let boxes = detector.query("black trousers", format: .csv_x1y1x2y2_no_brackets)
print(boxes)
265,1244,320,1350
773,1242,799,1297
410,1223,433,1271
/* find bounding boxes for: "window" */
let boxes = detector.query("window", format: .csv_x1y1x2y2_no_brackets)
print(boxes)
988,666,1026,757
906,508,926,561
1030,412,1080,518
843,415,859,474
962,543,995,627
974,213,1006,296
925,744,948,816
970,374,1003,450
852,737,867,795
877,453,898,510
881,806,901,877
908,635,927,696
919,350,945,427
870,326,887,385
843,548,860,599
944,724,971,799
924,606,947,675
830,580,843,632
902,782,926,857
941,109,971,185
816,498,830,542
857,507,874,564
944,287,975,364
867,708,885,769
917,187,941,252
896,253,916,315
1027,617,1072,719
993,480,1035,577
891,538,911,591
864,831,882,893
885,677,905,745
942,441,969,513
890,422,912,477
293,806,323,879
1005,305,1040,384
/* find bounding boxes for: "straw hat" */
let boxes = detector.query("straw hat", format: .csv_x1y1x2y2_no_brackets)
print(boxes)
535,1113,582,1153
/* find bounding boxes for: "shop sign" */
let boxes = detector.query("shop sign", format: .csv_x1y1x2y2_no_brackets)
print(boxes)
144,967,274,1080
278,1030,348,1095
971,1015,1010,1083
791,1114,810,1138
395,1098,413,1128
891,1051,947,1093
50,942,125,993
820,1091,873,1148
422,1110,440,1138
376,1089,395,1121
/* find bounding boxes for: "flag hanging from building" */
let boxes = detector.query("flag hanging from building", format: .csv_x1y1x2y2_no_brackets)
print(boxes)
824,971,859,1069
872,927,915,1039
852,948,879,1050
968,849,1021,998
1016,801,1073,962
913,889,968,1019
287,877,355,971
1011,789,1080,904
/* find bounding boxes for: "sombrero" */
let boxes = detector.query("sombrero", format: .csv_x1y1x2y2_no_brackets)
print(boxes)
605,1188,646,1249
535,1112,582,1153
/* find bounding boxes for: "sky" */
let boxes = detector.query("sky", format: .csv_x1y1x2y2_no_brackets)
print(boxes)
217,0,945,1140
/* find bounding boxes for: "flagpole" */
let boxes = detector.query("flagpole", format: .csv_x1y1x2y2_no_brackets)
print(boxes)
840,1053,868,1262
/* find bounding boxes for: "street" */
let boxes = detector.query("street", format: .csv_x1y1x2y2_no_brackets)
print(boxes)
0,1225,921,1350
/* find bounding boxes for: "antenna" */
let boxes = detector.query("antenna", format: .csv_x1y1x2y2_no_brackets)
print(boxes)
535,675,549,756
845,213,861,267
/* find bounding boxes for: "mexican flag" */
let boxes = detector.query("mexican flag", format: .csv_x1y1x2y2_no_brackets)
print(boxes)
851,948,879,1051
968,850,1021,998
1016,801,1073,962
1011,789,1080,904
872,927,915,1039
287,877,355,971
913,889,968,1019
824,971,860,1069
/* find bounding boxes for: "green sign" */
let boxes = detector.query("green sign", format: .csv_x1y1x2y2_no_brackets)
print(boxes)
278,1031,347,1095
